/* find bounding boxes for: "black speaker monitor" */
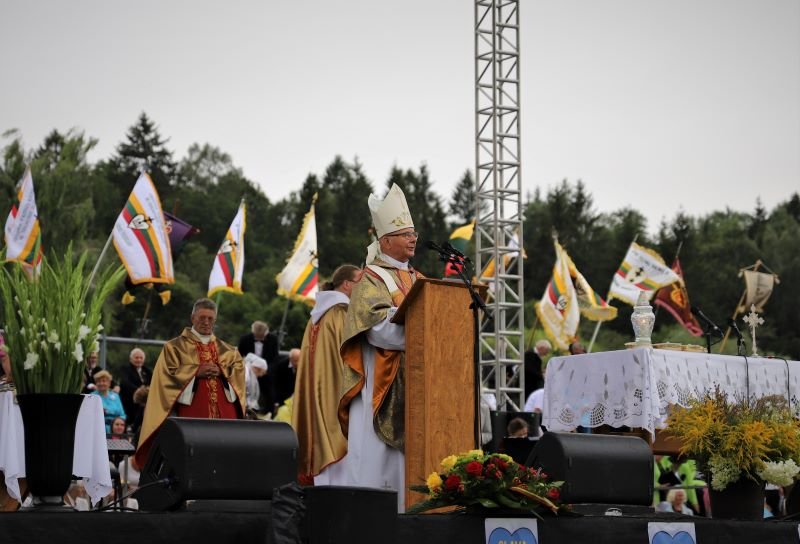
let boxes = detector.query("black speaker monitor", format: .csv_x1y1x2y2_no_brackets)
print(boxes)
136,417,298,511
527,432,653,506
304,486,397,544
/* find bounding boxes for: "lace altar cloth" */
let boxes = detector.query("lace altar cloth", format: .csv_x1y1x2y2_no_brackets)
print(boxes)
542,347,800,436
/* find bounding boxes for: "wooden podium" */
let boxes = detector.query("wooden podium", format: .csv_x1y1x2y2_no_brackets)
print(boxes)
393,278,486,509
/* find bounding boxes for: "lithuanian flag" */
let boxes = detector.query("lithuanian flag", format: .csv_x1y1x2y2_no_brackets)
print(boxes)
112,172,173,284
208,200,246,297
3,167,43,277
276,196,318,305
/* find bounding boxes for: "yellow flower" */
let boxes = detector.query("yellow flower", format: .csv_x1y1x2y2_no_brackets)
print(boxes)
468,449,484,456
426,471,442,492
441,455,458,472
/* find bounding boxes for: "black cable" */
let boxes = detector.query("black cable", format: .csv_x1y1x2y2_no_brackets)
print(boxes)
767,356,792,404
92,477,173,513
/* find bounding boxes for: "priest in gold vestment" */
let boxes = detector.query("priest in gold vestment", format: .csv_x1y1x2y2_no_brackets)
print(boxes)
134,298,245,469
292,264,361,484
337,183,423,511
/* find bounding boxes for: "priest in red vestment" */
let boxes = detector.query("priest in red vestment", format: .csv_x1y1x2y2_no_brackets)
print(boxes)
134,298,245,469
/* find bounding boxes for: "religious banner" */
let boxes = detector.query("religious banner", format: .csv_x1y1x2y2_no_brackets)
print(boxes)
112,172,174,285
444,220,474,277
4,166,43,277
164,211,200,255
654,258,703,336
535,241,580,351
276,197,318,305
568,257,617,322
208,200,246,297
608,242,680,305
738,270,776,313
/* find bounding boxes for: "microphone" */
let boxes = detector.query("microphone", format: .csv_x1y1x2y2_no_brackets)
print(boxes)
728,318,743,339
691,306,723,337
425,240,468,263
425,240,448,255
442,241,467,260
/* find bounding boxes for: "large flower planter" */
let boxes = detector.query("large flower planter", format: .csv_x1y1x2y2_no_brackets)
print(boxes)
16,393,84,504
708,477,765,520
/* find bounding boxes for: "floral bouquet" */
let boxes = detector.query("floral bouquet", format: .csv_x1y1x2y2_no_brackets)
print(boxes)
666,386,800,491
407,449,565,516
0,246,125,394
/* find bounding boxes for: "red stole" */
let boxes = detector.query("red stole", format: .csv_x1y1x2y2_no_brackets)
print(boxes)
176,341,241,420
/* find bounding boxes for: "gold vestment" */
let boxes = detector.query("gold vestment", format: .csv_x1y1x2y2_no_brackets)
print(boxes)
133,328,245,469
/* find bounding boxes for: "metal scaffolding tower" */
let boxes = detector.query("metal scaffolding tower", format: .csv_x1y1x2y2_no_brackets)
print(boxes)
474,0,525,411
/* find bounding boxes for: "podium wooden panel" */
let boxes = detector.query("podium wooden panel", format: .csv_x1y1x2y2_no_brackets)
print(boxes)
393,278,485,509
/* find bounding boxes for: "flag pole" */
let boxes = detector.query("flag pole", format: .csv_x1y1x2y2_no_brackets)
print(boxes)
588,235,639,353
277,297,292,349
88,231,115,286
137,289,154,339
525,313,540,352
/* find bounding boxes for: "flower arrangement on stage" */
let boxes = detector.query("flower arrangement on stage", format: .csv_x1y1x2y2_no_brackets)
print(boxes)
666,387,800,491
0,247,125,394
407,449,565,516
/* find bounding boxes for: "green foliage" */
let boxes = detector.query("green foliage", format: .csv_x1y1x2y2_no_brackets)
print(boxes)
1,117,798,361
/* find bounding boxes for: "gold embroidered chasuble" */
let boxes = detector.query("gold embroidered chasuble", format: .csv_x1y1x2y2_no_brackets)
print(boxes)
339,258,421,451
133,328,245,468
292,303,349,480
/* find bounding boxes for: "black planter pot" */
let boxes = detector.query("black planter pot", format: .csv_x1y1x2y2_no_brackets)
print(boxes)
16,393,84,501
708,476,765,520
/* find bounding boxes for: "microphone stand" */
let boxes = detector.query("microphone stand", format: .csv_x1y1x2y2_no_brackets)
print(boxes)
437,251,491,449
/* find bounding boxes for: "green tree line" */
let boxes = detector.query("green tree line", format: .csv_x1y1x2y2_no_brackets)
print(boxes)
2,113,798,376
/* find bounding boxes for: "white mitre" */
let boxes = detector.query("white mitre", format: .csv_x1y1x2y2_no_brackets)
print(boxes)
368,183,414,237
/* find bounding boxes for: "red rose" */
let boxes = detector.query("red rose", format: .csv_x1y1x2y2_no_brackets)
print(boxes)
445,474,462,491
489,456,508,470
466,461,483,477
547,487,560,500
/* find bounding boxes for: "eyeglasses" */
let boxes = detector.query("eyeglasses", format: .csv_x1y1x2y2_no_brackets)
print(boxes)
385,231,419,240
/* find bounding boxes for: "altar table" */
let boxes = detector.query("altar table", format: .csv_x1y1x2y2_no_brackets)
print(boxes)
543,347,800,437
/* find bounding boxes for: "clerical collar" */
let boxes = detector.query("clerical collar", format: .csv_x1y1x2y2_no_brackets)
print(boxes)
311,290,350,324
380,253,409,270
190,327,214,344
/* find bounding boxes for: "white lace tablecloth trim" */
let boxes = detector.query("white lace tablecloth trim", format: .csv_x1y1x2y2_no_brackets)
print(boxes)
543,347,799,436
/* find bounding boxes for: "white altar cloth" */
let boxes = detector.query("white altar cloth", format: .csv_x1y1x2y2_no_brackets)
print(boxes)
0,392,113,505
543,347,800,436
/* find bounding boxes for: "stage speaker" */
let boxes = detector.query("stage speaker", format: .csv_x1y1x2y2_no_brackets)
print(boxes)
136,417,298,511
303,486,397,544
527,432,653,506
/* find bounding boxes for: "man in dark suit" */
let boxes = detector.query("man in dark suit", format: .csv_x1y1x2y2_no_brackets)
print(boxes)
271,348,300,413
119,347,153,434
523,339,551,399
237,321,279,414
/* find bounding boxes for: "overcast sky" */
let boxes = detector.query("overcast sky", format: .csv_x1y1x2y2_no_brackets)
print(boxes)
1,0,798,232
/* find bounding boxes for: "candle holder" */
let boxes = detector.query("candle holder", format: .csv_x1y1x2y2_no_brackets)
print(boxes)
630,291,655,346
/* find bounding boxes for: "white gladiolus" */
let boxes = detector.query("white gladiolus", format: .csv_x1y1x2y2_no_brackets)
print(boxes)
24,352,39,370
48,330,59,344
77,324,91,341
73,342,84,364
